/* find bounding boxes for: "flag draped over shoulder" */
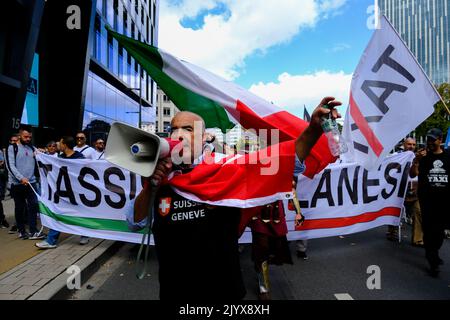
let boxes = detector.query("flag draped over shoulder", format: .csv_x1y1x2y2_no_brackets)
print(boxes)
107,28,336,178
341,16,441,170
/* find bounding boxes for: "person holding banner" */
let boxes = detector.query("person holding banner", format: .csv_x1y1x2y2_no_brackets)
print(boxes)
36,136,86,249
129,97,341,300
410,128,450,277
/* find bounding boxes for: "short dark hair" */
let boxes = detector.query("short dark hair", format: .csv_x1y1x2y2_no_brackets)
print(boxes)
61,136,76,149
46,140,57,147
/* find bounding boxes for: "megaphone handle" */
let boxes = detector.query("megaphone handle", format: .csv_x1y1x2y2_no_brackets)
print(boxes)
136,185,158,279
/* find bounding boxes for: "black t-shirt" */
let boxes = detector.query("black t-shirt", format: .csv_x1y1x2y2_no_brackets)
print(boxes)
59,151,85,159
418,151,450,208
152,184,246,301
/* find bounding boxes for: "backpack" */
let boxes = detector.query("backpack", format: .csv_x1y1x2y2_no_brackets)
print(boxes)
5,143,40,181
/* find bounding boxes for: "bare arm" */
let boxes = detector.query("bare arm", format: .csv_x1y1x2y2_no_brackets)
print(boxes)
409,148,426,178
296,97,342,161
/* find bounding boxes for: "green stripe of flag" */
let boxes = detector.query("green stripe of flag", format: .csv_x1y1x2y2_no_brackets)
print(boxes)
107,27,235,133
39,202,145,234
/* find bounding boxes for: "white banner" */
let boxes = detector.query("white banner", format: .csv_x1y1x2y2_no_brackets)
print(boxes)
341,15,440,170
37,152,413,244
239,151,414,242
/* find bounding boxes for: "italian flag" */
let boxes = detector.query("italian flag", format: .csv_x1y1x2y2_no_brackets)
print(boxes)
108,29,336,207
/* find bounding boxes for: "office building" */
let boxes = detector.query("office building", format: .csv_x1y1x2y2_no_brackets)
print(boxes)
379,0,450,84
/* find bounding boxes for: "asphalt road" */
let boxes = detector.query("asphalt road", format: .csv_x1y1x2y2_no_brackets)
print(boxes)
69,224,450,300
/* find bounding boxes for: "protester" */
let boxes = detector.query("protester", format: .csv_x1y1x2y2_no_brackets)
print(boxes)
128,97,342,300
35,136,86,249
72,132,93,245
410,128,450,277
6,134,20,234
74,131,97,160
0,149,9,228
399,138,424,246
93,138,105,160
5,128,45,240
45,141,59,157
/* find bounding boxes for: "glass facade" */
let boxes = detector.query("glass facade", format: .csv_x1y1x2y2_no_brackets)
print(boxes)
83,0,158,133
379,0,450,85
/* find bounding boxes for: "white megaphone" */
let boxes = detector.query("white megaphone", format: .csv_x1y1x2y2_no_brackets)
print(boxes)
105,122,180,177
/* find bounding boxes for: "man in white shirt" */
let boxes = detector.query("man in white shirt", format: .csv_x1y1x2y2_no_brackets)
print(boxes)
93,138,105,160
72,132,93,244
73,132,97,160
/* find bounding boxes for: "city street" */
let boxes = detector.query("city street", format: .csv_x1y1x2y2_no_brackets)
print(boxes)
68,224,450,300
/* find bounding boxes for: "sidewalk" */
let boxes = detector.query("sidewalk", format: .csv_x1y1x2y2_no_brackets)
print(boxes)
0,198,118,300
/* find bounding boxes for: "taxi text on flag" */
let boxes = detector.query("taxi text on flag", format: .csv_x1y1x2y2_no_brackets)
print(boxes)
341,15,441,169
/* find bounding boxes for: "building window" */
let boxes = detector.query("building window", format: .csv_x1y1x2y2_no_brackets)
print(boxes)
151,25,154,45
138,31,141,42
135,0,139,16
123,8,128,35
163,108,171,116
163,121,171,132
163,95,168,102
118,45,124,78
113,0,119,30
131,21,135,39
107,33,114,71
155,121,158,130
153,2,156,24
141,4,145,25
146,17,150,43
94,15,101,61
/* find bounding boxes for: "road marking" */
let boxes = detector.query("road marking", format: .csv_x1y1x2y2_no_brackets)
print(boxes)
334,293,354,300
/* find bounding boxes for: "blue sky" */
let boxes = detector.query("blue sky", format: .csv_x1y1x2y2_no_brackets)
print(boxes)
159,0,376,117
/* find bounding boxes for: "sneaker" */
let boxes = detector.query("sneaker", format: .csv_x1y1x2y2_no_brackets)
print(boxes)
297,251,308,260
35,241,57,249
79,236,89,245
0,220,9,229
8,225,18,234
18,232,29,240
28,232,46,240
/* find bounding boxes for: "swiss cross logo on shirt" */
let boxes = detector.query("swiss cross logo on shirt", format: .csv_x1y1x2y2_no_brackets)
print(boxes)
158,197,172,217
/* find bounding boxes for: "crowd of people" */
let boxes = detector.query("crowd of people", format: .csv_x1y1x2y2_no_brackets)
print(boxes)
0,127,106,249
0,99,448,300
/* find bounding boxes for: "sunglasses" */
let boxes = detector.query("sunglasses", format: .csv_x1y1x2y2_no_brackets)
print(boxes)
76,137,86,140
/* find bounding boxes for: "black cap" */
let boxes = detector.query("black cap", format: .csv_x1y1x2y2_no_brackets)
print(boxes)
426,128,443,140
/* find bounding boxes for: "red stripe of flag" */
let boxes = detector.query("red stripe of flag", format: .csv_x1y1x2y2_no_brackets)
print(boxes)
349,93,384,157
296,207,401,230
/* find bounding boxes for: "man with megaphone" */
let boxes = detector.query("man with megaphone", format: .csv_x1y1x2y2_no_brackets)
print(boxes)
126,97,341,301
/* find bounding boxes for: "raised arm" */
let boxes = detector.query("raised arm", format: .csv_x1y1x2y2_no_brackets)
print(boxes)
295,97,342,161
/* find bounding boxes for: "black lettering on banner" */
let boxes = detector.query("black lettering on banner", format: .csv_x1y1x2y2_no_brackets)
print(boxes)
362,169,379,203
381,162,401,199
78,167,102,207
361,80,408,115
130,172,136,201
54,166,77,205
311,169,335,207
104,167,126,209
37,161,53,201
337,166,360,205
372,45,416,83
397,161,412,198
351,45,415,155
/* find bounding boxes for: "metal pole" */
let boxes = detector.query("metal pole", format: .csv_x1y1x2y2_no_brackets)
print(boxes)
138,77,142,129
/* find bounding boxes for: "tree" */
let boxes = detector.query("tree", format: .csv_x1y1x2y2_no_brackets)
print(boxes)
415,83,450,139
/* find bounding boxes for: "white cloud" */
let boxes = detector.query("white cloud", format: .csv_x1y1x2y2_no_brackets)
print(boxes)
159,0,348,80
327,43,351,53
249,70,352,117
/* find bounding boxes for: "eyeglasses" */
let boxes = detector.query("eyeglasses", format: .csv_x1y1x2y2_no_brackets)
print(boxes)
76,137,85,140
